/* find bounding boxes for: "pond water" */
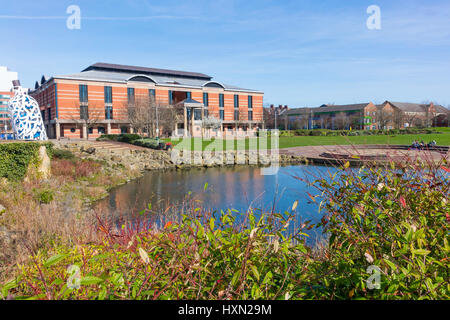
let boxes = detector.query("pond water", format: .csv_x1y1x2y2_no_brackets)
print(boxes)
94,165,337,242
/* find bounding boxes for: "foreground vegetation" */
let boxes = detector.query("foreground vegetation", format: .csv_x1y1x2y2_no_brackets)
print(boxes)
1,152,448,299
0,143,141,281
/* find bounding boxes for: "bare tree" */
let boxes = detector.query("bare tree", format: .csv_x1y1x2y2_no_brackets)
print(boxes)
71,102,104,139
375,108,393,130
202,115,221,138
335,112,349,130
393,109,405,129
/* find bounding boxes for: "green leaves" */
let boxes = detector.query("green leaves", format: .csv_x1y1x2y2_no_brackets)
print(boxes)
80,276,104,286
44,253,68,268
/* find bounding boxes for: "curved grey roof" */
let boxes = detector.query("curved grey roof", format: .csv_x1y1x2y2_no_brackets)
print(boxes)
52,63,263,94
53,70,262,93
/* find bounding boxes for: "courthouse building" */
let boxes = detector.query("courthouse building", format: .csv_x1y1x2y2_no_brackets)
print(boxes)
31,62,264,139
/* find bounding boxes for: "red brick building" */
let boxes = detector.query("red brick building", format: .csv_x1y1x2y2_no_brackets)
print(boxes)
0,91,13,133
31,63,264,139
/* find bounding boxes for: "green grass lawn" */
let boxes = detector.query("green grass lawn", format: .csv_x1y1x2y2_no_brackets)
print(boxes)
164,130,450,151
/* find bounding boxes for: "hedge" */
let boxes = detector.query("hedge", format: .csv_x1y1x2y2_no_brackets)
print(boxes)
97,134,141,143
0,142,53,181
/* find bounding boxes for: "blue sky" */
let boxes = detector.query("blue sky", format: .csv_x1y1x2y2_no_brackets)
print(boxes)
0,0,449,107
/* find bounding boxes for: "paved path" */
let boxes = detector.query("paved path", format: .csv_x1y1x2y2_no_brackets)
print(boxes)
280,144,448,164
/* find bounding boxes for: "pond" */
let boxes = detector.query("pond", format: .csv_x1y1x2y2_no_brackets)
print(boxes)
94,165,338,242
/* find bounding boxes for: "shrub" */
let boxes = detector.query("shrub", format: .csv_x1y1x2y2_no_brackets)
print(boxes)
34,189,54,204
97,134,142,144
0,142,52,181
74,160,102,179
52,149,75,160
131,138,160,149
51,159,75,177
2,206,312,300
303,159,450,299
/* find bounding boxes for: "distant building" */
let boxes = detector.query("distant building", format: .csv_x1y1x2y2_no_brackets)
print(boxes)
0,91,13,133
263,104,289,129
286,103,378,130
0,66,19,134
285,101,449,130
381,101,449,128
0,66,18,92
31,62,264,139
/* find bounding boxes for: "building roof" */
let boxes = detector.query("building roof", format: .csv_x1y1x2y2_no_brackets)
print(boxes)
82,62,212,80
285,108,311,116
312,103,370,113
386,102,428,113
50,63,262,94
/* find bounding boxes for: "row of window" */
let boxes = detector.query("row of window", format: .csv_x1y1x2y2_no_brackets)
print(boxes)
81,85,254,108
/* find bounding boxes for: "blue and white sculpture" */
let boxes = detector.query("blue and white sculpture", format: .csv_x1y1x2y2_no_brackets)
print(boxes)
8,87,47,140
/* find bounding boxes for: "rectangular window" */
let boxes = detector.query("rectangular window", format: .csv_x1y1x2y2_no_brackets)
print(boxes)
104,86,112,104
186,92,191,99
41,111,45,121
234,110,239,120
127,88,135,105
234,95,239,108
248,110,253,121
220,110,224,120
149,89,155,100
168,90,173,104
80,105,89,120
203,92,209,106
79,85,88,103
194,109,202,120
105,106,113,120
219,94,224,108
248,95,253,109
47,108,51,121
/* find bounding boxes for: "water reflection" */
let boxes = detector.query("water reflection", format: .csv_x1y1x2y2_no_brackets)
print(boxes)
94,165,336,239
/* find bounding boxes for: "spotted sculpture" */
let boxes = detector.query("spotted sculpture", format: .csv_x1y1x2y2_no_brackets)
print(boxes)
8,87,48,140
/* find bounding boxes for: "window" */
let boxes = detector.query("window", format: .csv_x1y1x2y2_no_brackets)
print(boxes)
47,108,51,121
168,90,173,104
248,110,253,121
98,127,106,134
186,92,191,99
194,109,202,120
80,105,89,120
41,111,45,121
105,86,113,120
70,128,76,133
88,127,93,134
149,89,155,101
220,110,224,120
105,106,113,120
79,85,88,103
203,93,209,106
234,110,239,120
248,95,253,109
127,88,135,105
104,86,112,104
219,94,224,108
234,95,239,108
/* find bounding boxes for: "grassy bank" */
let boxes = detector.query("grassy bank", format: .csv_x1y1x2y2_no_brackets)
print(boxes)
165,130,450,151
0,147,142,282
